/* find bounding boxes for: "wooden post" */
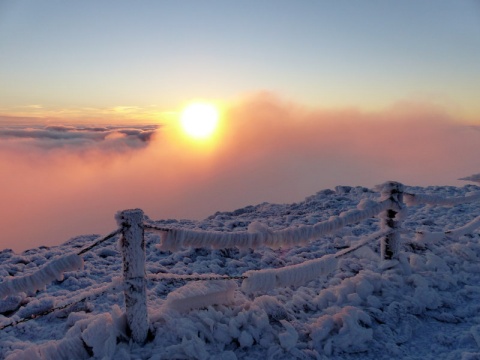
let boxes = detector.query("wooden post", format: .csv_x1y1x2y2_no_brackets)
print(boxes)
116,209,149,344
378,182,405,260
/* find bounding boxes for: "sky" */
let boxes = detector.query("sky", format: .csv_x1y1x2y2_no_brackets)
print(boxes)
1,1,480,251
1,0,480,120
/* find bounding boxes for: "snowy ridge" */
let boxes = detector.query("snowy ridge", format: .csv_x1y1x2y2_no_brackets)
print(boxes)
2,182,480,359
154,198,391,251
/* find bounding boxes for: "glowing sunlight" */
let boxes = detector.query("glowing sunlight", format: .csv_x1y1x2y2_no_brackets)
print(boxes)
180,102,219,140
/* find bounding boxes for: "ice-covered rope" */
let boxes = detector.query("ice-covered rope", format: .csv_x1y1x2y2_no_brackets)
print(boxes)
0,298,88,331
148,230,393,298
0,277,123,330
147,230,391,294
143,224,172,232
163,280,237,313
148,273,247,282
446,215,480,239
148,231,391,291
404,191,480,207
147,198,392,251
77,227,122,255
0,254,84,299
241,229,391,293
0,229,121,300
334,229,393,257
242,254,338,293
416,215,480,243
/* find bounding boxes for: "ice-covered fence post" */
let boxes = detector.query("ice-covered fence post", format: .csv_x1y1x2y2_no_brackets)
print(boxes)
378,182,405,260
116,209,149,344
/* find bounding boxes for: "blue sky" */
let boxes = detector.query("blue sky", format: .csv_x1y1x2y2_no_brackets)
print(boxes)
1,0,480,121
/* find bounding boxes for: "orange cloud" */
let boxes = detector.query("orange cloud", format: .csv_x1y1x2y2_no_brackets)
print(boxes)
0,94,479,252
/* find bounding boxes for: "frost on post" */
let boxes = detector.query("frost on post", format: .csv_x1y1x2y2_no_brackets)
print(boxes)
116,209,149,344
376,181,405,260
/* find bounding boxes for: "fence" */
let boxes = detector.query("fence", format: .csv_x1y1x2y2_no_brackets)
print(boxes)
1,181,480,345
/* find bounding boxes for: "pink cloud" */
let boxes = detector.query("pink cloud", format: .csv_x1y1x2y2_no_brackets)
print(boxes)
0,94,479,252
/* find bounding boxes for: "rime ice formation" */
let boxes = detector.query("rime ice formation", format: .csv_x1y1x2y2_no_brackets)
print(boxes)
116,209,149,344
154,199,391,251
164,280,237,312
0,253,83,299
446,215,480,240
415,215,480,243
2,183,480,359
404,191,480,206
6,307,125,360
242,254,338,293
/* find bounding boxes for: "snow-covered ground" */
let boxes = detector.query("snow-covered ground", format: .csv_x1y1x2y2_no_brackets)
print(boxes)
2,181,480,359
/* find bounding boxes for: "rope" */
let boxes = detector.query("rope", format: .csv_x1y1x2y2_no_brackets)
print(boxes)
0,278,122,331
0,298,87,331
0,217,399,331
404,191,480,207
143,224,172,232
148,273,248,282
147,231,392,283
77,228,122,256
334,229,392,257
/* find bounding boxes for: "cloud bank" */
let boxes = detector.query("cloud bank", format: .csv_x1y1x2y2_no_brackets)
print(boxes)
0,124,159,152
0,94,479,252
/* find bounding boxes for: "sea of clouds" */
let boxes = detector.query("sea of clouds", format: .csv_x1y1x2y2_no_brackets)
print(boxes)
1,93,479,251
0,123,158,151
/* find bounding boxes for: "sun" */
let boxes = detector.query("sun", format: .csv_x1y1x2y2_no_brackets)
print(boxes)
180,102,219,139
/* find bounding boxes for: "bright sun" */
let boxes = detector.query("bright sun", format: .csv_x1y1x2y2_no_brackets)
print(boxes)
180,102,219,139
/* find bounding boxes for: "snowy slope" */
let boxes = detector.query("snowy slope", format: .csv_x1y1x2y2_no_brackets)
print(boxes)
1,183,480,359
